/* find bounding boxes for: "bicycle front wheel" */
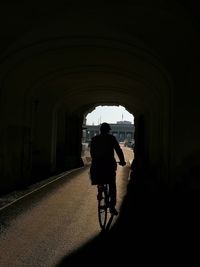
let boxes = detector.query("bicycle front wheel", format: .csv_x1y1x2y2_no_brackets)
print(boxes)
98,184,108,230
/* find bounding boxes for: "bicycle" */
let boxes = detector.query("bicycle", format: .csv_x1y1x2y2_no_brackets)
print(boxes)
91,161,126,231
97,183,114,231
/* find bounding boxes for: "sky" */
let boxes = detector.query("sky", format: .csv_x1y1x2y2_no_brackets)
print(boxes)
86,105,134,125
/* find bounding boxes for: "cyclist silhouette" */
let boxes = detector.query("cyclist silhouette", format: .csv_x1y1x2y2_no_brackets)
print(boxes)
89,122,126,215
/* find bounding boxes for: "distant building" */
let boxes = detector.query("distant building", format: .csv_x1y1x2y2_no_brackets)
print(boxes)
83,121,135,144
116,120,132,125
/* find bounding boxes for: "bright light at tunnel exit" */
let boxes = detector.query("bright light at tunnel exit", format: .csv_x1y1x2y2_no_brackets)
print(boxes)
86,105,134,125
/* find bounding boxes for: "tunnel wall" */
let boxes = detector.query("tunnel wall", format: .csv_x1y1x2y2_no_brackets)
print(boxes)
0,1,200,195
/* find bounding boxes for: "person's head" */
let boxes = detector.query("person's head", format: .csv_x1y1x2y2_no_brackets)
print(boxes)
100,122,111,134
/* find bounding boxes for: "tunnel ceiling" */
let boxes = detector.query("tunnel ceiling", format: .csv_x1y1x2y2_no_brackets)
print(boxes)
0,1,199,117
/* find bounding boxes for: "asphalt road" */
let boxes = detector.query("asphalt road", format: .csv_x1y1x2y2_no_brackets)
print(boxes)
0,147,198,266
0,156,131,267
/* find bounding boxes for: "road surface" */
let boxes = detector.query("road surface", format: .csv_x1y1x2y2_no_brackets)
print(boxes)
0,148,132,267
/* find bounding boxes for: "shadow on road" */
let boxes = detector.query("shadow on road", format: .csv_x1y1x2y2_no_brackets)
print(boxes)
57,172,199,267
55,174,200,266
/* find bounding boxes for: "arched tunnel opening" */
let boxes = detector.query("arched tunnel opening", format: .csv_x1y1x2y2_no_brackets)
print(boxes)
81,104,135,165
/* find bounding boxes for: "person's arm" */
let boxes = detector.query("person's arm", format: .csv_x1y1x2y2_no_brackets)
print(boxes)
113,137,126,166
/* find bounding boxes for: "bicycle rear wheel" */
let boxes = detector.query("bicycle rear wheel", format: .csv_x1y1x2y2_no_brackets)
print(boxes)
98,184,109,230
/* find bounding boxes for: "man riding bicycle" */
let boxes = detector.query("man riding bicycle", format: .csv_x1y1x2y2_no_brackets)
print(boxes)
89,122,126,215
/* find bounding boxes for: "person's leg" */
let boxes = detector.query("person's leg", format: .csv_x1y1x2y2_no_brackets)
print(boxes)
109,179,116,208
97,184,103,200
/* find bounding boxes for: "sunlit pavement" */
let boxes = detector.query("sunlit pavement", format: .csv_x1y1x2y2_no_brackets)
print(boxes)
0,147,133,266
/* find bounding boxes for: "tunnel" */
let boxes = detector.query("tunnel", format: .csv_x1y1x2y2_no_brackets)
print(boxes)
0,1,200,194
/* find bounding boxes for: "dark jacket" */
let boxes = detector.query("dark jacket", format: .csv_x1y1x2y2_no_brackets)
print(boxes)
89,133,125,184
